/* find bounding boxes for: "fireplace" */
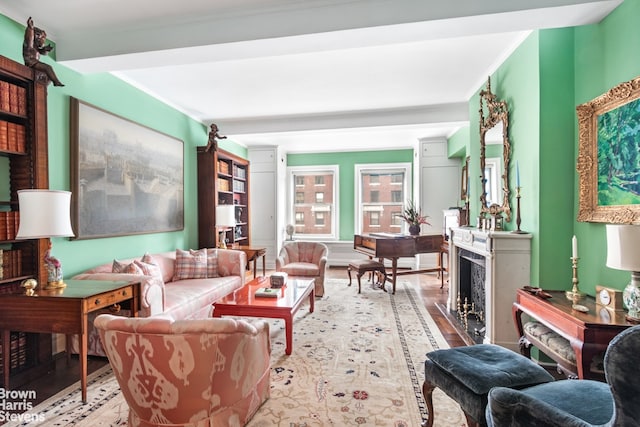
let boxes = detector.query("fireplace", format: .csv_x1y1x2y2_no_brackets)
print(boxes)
448,227,532,350
455,249,486,343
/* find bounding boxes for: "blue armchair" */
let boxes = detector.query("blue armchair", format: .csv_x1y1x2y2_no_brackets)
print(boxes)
486,324,640,427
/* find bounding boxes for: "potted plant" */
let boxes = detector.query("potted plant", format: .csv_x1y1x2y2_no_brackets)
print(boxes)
401,200,430,235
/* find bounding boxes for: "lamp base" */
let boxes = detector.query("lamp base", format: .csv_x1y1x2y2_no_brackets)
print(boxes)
623,272,640,323
565,290,585,301
44,280,67,290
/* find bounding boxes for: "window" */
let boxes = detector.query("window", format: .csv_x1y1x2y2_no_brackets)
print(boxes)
369,211,380,226
287,166,338,239
355,163,411,234
392,212,403,226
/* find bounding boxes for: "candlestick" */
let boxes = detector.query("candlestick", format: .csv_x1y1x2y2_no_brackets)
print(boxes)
566,256,585,300
512,186,526,234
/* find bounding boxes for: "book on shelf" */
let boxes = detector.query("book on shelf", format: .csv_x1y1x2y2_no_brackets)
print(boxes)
255,287,280,298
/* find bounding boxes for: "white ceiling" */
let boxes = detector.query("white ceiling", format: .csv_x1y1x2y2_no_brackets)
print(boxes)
0,0,622,153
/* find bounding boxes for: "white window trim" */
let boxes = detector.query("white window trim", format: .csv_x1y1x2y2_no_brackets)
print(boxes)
287,165,339,240
354,162,411,234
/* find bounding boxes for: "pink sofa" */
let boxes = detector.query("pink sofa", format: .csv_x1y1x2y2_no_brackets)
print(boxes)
71,249,247,355
95,314,270,427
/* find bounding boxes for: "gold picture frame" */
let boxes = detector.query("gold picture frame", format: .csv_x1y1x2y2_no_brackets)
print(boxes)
70,98,185,239
576,75,640,224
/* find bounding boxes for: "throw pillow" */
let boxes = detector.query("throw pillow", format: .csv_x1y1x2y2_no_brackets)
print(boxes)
112,259,144,275
174,248,207,281
206,248,219,278
134,259,164,283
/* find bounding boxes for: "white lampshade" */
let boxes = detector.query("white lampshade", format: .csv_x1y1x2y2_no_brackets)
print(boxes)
606,224,640,271
16,190,75,239
215,205,236,228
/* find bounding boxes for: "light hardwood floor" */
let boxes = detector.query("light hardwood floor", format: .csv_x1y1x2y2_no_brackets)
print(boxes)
15,267,466,406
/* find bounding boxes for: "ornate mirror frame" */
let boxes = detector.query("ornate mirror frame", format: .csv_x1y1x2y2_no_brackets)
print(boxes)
479,77,512,222
576,75,640,224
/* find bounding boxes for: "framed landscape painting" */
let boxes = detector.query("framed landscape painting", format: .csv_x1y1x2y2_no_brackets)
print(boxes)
576,75,640,224
70,98,184,239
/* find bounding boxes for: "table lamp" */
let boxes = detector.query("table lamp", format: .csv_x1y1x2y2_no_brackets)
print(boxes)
216,205,236,249
16,190,75,289
606,224,640,322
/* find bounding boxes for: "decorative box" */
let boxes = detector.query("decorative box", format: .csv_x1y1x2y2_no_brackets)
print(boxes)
270,272,287,288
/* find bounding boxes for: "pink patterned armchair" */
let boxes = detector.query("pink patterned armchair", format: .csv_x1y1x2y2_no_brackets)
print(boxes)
95,314,270,427
276,241,328,297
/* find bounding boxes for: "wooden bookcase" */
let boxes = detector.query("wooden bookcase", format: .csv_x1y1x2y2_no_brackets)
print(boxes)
0,55,52,386
197,146,250,248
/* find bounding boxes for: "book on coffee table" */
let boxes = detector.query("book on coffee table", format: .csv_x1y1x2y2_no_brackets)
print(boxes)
255,287,279,298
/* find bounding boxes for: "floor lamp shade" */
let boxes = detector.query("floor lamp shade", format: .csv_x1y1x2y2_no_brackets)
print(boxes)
606,224,640,322
16,190,75,239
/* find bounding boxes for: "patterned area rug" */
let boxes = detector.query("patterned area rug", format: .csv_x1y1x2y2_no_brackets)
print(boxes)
5,278,464,426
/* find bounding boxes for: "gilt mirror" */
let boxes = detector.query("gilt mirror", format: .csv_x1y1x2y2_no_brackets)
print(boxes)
479,77,512,222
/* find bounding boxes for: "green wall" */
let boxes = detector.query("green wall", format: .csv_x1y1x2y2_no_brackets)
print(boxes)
573,0,640,294
0,14,247,276
287,150,414,240
456,0,638,294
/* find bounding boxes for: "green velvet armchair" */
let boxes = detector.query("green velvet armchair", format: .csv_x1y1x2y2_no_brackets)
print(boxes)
486,324,640,427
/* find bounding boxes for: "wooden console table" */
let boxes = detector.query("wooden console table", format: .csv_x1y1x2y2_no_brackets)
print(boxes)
0,279,140,402
513,288,631,380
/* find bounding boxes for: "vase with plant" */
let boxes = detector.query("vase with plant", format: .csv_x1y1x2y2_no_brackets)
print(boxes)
401,200,430,236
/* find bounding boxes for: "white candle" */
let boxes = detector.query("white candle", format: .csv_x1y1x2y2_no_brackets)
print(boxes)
516,160,520,188
572,235,578,258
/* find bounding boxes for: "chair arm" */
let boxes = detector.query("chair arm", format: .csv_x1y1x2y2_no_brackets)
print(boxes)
216,249,247,286
275,249,290,271
71,272,164,317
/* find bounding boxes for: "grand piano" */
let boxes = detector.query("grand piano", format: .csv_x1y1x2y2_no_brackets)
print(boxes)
353,233,444,293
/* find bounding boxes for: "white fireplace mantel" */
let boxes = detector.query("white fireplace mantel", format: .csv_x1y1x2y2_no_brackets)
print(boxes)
449,227,532,350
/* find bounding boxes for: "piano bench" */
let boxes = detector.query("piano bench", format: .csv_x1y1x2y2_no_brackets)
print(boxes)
347,259,387,293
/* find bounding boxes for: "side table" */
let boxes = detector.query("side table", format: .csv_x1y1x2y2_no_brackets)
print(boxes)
0,279,140,403
233,245,267,278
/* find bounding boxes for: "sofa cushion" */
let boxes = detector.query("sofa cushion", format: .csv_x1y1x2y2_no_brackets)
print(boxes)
112,260,143,274
206,248,219,278
174,249,208,281
134,259,164,284
164,275,243,320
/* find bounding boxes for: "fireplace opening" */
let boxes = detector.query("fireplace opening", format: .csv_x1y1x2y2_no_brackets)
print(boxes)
454,249,486,343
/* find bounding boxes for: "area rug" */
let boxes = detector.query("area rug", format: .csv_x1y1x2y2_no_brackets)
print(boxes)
5,278,464,426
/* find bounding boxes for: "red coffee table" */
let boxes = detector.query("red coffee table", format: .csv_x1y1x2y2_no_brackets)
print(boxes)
212,276,315,355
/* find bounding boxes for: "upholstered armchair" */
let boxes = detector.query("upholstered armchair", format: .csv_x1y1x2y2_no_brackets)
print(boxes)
276,241,328,297
95,314,270,427
486,324,640,427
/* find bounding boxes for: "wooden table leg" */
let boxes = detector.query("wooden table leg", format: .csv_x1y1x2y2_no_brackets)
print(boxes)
252,258,258,278
80,314,88,403
390,258,398,294
261,254,266,277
